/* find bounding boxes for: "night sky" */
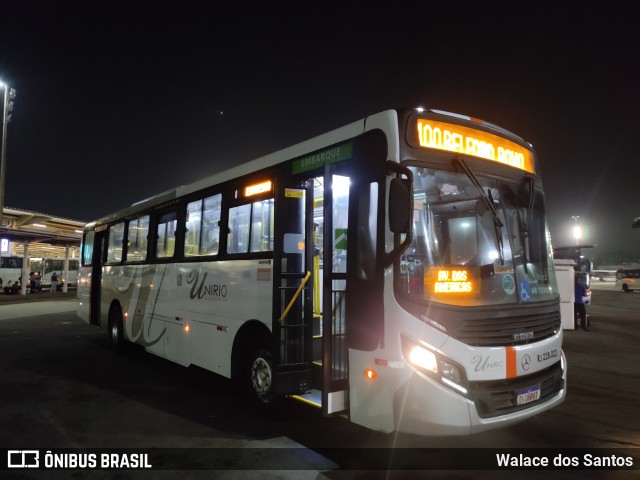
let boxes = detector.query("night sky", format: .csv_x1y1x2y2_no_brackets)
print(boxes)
1,2,639,263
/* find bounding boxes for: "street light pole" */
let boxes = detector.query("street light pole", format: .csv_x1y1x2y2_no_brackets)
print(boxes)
572,215,581,245
0,80,16,229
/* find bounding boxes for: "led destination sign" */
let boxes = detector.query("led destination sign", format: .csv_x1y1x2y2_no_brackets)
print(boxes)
415,118,535,174
432,268,473,294
244,180,272,197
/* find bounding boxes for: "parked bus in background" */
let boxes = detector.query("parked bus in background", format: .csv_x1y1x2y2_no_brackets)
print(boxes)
40,258,80,289
615,268,640,292
0,256,79,291
78,108,565,435
591,270,616,282
0,256,23,288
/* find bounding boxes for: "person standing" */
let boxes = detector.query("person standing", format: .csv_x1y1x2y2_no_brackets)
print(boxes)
574,275,589,331
50,272,59,293
35,271,42,293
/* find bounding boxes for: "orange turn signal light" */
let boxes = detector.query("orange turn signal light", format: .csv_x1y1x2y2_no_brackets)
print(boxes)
364,369,377,380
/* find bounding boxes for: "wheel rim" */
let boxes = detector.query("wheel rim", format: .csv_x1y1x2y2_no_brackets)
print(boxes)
251,356,272,400
111,321,120,344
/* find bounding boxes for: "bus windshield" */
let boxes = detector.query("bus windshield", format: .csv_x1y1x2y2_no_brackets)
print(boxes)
400,164,558,306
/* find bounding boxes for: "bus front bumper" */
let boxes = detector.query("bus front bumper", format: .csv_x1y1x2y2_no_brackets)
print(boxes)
393,352,567,436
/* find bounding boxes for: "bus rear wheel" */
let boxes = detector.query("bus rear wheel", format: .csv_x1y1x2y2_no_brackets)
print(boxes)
249,348,274,403
108,306,125,351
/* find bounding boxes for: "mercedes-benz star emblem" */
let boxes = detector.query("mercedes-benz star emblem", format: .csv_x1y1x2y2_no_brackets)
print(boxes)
522,354,531,371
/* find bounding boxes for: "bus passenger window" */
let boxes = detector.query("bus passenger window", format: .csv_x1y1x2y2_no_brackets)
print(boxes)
185,200,202,257
250,198,274,252
107,222,125,263
227,204,251,254
185,194,221,257
126,215,149,262
201,194,221,255
82,231,95,266
156,212,177,259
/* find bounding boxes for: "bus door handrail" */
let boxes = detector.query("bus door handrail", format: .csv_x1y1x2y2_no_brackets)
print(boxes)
279,271,311,324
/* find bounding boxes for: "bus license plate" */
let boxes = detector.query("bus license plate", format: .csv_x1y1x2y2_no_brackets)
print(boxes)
516,385,541,405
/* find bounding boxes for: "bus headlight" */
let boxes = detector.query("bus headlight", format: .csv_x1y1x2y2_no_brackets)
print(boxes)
401,336,469,397
407,344,438,373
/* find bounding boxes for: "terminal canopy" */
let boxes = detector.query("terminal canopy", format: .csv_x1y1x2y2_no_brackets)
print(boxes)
0,207,84,259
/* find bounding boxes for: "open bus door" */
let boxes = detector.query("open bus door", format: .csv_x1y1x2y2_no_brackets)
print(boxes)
272,178,314,397
273,168,350,416
314,170,350,416
272,132,391,417
89,227,106,326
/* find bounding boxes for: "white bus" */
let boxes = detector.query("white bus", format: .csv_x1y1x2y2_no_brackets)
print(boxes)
32,258,80,289
1,256,79,291
78,108,565,435
53,259,79,287
615,268,640,292
0,256,24,288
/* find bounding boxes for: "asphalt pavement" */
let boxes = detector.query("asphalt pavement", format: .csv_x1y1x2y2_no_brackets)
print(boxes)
0,292,76,320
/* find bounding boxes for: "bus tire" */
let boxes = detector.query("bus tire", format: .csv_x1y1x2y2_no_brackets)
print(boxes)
249,348,274,403
108,304,125,351
623,284,631,293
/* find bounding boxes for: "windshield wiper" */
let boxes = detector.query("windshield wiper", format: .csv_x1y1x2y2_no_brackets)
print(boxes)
452,158,504,265
524,176,535,234
519,175,536,266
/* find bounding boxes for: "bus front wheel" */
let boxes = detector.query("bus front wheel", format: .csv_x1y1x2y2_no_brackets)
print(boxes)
249,348,274,403
623,284,631,293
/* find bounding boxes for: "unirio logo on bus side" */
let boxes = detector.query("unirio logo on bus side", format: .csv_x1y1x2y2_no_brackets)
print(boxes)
186,270,228,301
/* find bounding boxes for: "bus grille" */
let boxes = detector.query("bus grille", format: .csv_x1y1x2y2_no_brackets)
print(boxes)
469,361,564,418
453,311,561,347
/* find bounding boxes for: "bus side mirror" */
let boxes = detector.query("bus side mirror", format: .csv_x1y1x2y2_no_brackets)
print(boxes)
384,161,413,267
389,177,411,234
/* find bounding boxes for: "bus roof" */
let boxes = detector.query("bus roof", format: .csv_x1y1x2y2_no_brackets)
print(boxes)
83,107,537,230
84,111,390,228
